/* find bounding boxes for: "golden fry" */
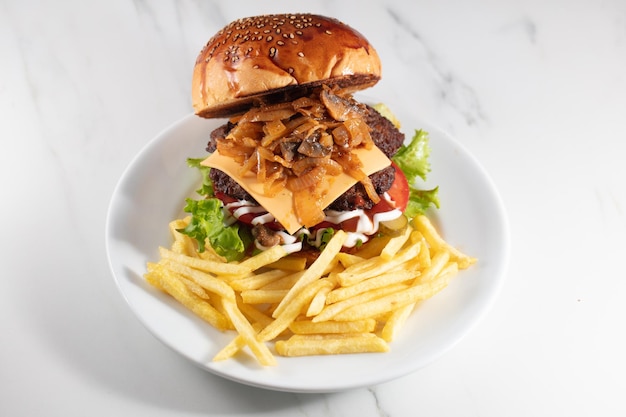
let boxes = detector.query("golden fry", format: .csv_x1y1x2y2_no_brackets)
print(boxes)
336,252,365,268
305,279,334,317
381,303,415,342
380,223,413,261
239,245,288,271
289,318,376,334
275,333,389,356
240,289,288,304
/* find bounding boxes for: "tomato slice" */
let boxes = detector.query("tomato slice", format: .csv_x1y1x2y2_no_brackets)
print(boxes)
384,161,410,212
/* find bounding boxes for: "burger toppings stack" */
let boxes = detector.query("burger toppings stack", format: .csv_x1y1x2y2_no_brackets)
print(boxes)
181,13,439,262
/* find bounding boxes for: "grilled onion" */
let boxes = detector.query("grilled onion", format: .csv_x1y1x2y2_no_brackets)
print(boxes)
218,87,384,226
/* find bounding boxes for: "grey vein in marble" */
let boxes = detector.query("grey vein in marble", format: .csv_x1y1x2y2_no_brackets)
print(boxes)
386,6,488,127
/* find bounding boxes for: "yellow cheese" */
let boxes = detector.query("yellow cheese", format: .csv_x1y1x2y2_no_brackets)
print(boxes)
202,147,391,234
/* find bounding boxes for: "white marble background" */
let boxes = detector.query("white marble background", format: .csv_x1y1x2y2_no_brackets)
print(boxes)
2,0,626,416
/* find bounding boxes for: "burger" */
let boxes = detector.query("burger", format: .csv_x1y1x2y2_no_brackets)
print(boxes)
181,13,439,262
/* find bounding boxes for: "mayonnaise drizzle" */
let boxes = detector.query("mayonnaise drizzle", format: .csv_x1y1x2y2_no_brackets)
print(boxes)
222,195,403,251
311,207,402,248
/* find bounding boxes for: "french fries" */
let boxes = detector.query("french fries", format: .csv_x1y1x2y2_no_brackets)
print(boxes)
144,214,476,366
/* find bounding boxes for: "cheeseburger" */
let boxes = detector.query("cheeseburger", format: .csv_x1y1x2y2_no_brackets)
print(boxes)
182,13,438,261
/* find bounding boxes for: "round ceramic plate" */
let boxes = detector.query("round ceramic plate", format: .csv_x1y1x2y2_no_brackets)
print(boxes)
105,111,509,393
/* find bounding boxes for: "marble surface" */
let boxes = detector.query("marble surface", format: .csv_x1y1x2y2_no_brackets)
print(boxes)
2,0,625,415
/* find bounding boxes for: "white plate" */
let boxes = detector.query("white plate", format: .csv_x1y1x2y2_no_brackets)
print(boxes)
105,112,509,393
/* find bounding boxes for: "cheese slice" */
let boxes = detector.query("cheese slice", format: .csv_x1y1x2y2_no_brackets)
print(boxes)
202,147,391,234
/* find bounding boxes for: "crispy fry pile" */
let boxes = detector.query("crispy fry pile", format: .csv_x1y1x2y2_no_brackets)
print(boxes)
145,215,476,366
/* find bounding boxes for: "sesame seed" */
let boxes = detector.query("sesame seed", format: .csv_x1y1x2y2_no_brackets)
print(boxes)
277,40,285,46
269,47,276,57
325,30,332,35
267,35,273,42
297,51,304,57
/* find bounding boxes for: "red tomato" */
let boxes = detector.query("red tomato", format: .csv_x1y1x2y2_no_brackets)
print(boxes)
384,161,410,212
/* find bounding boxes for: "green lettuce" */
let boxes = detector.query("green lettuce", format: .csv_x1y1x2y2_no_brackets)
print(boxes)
392,129,440,217
178,158,249,261
186,158,213,197
177,198,248,262
405,186,440,218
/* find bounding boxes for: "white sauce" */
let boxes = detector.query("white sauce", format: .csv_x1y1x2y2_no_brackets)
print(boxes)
222,196,403,252
251,212,275,226
305,202,403,249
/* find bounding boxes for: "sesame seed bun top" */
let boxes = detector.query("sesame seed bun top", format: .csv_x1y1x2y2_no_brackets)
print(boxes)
192,13,382,118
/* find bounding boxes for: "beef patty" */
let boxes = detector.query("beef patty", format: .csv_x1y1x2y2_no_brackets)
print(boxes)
207,104,404,211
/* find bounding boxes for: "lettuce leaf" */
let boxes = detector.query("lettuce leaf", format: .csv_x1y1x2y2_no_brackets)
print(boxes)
392,129,431,183
405,186,440,218
177,198,247,261
392,129,440,216
187,158,213,197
